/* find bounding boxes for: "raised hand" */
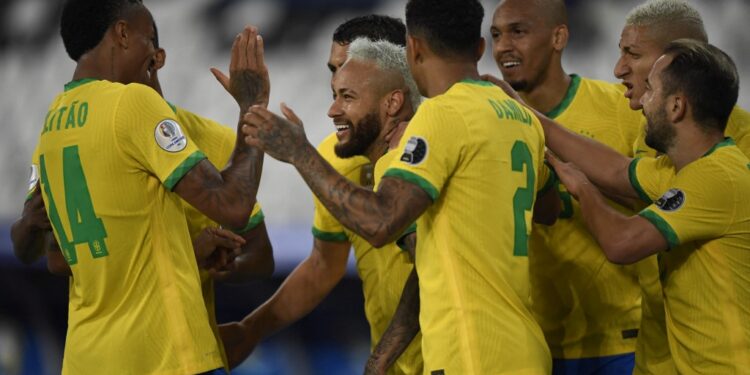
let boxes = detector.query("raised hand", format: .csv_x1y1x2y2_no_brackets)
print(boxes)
192,227,245,272
23,184,51,231
211,26,270,112
241,103,311,164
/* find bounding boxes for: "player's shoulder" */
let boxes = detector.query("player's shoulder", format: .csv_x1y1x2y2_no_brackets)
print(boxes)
316,132,370,175
576,76,629,104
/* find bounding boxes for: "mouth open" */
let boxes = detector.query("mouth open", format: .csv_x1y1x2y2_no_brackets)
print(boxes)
335,123,351,139
622,81,634,99
499,59,522,73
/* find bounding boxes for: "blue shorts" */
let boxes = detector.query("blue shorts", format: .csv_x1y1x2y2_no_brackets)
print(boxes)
198,369,228,375
552,353,635,375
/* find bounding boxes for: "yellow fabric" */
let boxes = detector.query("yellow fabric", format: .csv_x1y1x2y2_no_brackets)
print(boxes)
384,80,551,374
313,133,423,375
530,77,642,358
175,105,264,373
36,80,222,374
631,108,750,373
630,141,750,372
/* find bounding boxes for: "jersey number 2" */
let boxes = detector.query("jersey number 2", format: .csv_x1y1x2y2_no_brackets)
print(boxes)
511,141,535,256
40,146,109,265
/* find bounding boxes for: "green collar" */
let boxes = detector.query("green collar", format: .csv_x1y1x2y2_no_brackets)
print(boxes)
702,137,735,157
459,78,494,87
545,74,581,119
64,78,98,92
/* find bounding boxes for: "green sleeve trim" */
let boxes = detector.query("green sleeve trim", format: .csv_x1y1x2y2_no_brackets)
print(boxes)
231,209,265,234
538,162,558,194
166,101,178,115
639,209,680,249
25,190,34,202
382,168,439,201
628,158,652,204
460,78,494,87
396,223,418,252
312,227,349,242
545,74,582,119
163,151,207,191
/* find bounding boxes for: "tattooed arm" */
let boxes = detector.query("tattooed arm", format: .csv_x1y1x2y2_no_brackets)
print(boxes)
242,105,432,247
174,26,269,229
365,268,420,374
10,185,51,264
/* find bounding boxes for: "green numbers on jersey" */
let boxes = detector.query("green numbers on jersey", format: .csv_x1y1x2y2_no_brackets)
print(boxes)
511,141,535,256
40,145,108,265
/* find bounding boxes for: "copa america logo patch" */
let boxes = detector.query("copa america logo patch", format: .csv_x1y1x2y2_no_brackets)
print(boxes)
27,164,39,192
154,119,187,152
655,188,685,212
400,136,428,165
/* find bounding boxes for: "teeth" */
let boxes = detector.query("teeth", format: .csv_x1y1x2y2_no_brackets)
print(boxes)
502,62,521,68
336,125,350,131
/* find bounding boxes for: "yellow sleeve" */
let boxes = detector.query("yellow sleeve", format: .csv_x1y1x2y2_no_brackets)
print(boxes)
113,84,206,190
232,202,265,234
174,106,236,168
628,156,674,203
637,161,734,248
382,100,464,201
725,106,750,157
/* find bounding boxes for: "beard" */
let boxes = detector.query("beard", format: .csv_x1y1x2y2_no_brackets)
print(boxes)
644,105,676,154
334,111,382,158
507,79,529,91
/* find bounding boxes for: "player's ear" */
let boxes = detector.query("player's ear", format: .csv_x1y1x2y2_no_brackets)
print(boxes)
407,35,422,64
112,20,129,49
384,89,405,117
475,37,486,62
667,93,686,123
552,25,569,52
153,48,166,70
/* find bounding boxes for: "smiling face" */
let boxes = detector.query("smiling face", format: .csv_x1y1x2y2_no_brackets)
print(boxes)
327,59,388,158
614,25,665,110
641,54,676,153
490,0,560,92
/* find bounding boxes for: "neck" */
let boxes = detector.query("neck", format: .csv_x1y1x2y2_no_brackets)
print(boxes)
667,123,725,171
422,59,480,98
519,63,571,115
72,47,118,83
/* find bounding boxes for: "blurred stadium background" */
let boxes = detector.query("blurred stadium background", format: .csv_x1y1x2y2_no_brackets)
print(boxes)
0,0,748,374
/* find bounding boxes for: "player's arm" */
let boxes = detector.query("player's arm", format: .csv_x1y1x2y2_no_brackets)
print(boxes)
214,222,274,283
242,105,432,247
365,267,420,375
533,164,561,226
219,238,350,368
548,154,667,264
10,185,51,264
484,74,637,199
46,238,71,276
173,27,269,229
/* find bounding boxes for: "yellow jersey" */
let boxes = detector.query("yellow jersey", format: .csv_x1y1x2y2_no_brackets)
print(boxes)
175,105,265,373
529,75,643,358
312,133,423,375
384,79,551,374
630,139,750,372
35,79,222,374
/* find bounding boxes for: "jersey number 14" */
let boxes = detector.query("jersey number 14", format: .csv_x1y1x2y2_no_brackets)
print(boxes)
40,145,109,265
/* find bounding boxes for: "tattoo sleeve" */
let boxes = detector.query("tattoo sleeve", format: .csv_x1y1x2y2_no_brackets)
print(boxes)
174,119,264,230
292,144,431,247
364,268,421,374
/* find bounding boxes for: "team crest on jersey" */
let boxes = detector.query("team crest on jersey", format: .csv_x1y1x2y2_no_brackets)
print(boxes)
154,119,187,152
655,188,685,212
27,164,39,192
400,136,428,166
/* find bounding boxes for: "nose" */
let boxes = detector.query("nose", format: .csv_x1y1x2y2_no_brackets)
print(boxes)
327,98,343,119
493,34,514,62
614,55,630,80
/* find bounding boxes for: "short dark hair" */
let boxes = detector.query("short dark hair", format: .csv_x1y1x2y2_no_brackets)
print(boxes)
60,0,143,61
333,15,406,47
406,0,484,59
661,39,739,132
